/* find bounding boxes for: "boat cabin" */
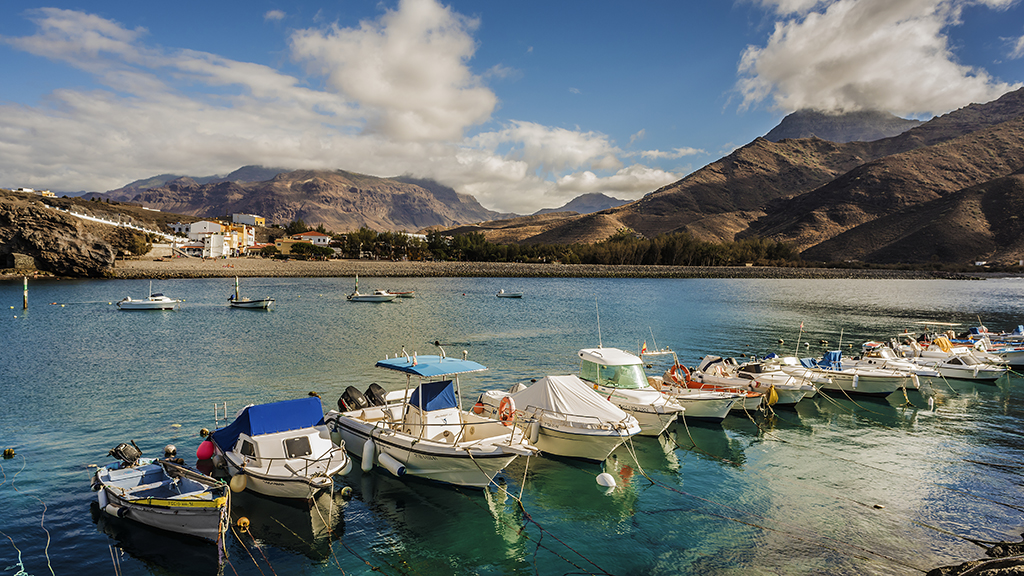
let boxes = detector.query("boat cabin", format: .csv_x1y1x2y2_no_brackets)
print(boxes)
578,347,650,390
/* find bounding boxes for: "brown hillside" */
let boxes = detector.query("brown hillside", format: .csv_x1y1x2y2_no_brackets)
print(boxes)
746,115,1024,252
441,212,580,244
131,170,501,233
801,169,1024,264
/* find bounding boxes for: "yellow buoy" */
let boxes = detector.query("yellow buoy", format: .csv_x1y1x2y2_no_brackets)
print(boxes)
229,474,247,493
236,516,250,532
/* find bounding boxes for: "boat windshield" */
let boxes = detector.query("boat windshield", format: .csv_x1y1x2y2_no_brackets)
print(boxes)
580,360,649,390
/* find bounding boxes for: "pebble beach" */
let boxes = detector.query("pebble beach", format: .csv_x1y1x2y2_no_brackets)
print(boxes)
107,257,973,280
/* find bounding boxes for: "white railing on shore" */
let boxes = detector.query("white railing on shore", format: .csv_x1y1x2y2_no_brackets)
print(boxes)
47,205,189,244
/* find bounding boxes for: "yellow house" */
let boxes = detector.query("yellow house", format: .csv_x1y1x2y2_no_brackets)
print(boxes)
274,238,307,255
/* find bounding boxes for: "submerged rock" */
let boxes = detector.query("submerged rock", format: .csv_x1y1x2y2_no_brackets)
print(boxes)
929,534,1024,576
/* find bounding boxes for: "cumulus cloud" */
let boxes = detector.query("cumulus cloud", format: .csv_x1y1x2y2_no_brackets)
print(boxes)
0,2,683,216
627,148,705,160
289,0,495,142
264,10,286,22
737,0,1021,115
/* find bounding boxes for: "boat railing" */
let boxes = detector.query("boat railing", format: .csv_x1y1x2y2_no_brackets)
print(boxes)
243,445,346,478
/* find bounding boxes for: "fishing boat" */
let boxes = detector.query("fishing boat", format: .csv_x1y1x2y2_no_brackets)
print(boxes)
117,281,180,310
921,353,1008,381
496,290,522,298
91,442,228,546
207,396,352,500
323,350,539,488
800,350,919,396
577,347,686,435
228,276,274,309
348,275,396,302
476,374,642,462
691,355,812,407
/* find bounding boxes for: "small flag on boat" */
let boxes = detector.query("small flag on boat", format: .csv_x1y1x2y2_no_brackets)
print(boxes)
800,321,804,329
641,341,648,355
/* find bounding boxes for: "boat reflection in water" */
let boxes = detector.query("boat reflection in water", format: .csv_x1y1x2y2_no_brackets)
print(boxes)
350,465,528,566
91,501,222,576
228,489,345,560
670,420,748,468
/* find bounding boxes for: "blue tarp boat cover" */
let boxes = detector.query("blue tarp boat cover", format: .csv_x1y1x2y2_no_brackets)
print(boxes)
408,380,457,411
375,354,487,377
210,396,325,451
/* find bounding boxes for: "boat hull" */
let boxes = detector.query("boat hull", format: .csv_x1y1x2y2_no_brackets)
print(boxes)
229,298,274,309
117,300,178,310
94,461,227,544
216,447,348,500
532,425,633,462
666,393,737,421
817,371,917,396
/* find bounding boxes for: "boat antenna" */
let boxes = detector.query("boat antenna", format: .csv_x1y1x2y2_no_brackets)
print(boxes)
794,321,804,355
648,327,660,352
838,327,844,351
595,298,603,348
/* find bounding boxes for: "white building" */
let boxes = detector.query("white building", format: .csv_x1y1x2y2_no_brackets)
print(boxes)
232,213,265,227
293,231,331,246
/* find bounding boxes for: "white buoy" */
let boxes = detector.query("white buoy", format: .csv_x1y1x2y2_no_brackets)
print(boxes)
229,473,247,493
596,472,616,488
929,397,935,411
361,440,375,472
528,419,541,444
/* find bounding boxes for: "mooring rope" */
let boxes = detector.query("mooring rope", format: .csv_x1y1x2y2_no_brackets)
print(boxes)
0,456,54,576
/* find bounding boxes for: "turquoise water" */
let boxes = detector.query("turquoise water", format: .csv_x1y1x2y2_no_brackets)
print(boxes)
2,276,1024,575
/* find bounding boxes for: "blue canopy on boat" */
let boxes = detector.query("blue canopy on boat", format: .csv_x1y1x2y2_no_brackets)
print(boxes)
375,354,487,377
408,380,457,411
209,396,325,451
818,350,843,370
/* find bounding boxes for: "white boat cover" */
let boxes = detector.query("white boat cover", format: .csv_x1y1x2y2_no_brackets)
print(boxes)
511,375,630,422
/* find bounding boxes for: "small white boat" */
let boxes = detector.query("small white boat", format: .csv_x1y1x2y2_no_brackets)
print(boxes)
577,347,685,435
690,355,810,408
496,290,522,298
229,276,274,309
800,350,919,396
348,275,396,302
477,375,642,462
91,442,228,546
208,397,352,500
324,352,539,488
924,353,1008,381
117,281,180,310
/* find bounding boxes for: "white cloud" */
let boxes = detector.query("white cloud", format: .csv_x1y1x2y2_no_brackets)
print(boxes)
0,2,691,217
737,0,1022,115
1011,34,1024,59
627,147,705,160
288,0,495,142
569,87,581,94
264,10,286,22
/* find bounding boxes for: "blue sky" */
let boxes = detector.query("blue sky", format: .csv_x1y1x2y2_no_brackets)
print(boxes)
1,0,1022,214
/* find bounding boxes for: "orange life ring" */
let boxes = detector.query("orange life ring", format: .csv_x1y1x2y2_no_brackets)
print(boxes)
498,396,515,426
669,364,690,384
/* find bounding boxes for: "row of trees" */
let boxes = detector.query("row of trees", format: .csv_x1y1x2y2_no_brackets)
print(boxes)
279,222,799,266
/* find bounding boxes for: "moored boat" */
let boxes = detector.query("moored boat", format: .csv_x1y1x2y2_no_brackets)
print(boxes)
324,351,539,488
800,350,919,397
476,374,642,462
577,347,686,435
207,396,352,500
92,442,228,546
117,281,180,310
229,276,274,309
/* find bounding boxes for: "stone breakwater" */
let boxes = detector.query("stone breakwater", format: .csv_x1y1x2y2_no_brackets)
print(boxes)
105,258,976,280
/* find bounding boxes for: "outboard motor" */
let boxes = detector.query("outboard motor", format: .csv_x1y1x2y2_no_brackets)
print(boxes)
364,383,387,407
108,440,143,467
338,386,369,412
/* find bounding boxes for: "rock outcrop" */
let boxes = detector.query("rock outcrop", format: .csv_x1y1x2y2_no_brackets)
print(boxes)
0,191,115,277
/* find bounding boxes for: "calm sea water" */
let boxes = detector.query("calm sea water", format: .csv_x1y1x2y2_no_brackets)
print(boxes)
2,276,1024,576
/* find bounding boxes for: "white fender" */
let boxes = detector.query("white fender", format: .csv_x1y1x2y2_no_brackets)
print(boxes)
377,451,406,477
361,440,375,472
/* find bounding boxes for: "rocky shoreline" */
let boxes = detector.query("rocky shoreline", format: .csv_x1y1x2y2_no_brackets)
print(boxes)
82,258,983,280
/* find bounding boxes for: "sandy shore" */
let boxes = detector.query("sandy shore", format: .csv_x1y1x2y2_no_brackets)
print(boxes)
101,257,976,280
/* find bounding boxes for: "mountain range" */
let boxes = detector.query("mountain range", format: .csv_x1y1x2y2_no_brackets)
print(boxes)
91,87,1024,265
